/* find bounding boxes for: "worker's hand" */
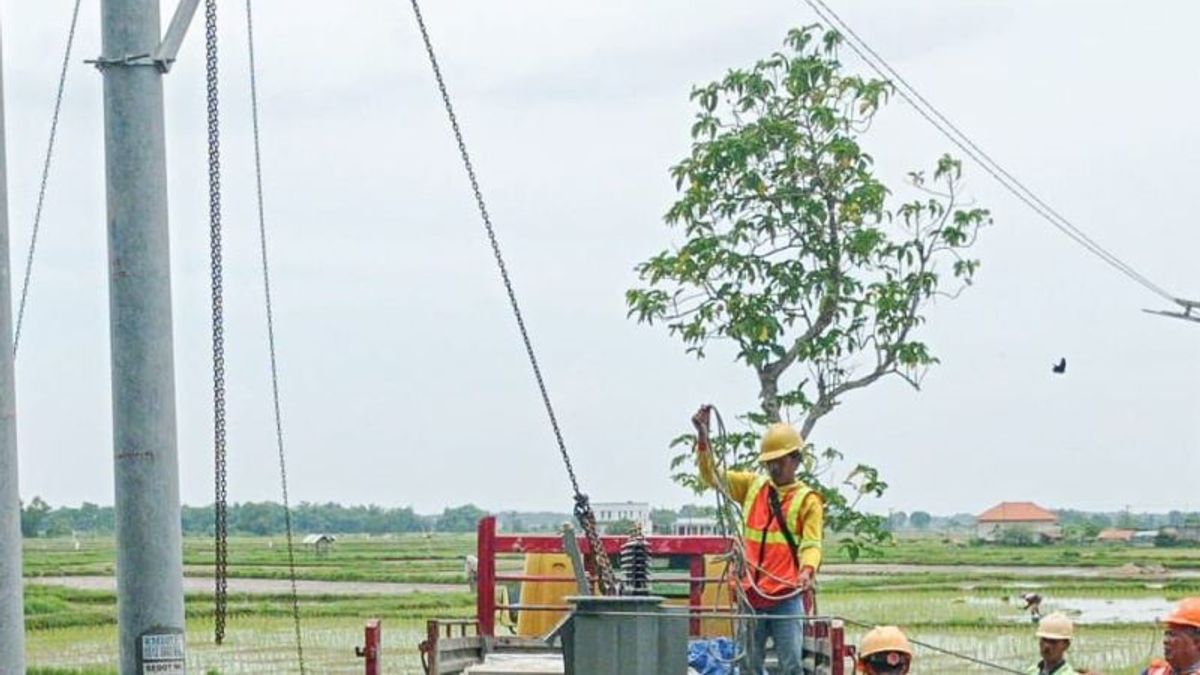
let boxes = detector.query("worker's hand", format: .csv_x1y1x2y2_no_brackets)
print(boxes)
797,566,814,591
691,405,712,440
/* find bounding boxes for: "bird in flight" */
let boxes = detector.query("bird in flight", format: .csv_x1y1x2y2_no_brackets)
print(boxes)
1052,358,1066,374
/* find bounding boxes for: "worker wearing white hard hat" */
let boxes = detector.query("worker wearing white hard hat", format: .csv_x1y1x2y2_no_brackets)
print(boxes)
1027,612,1076,675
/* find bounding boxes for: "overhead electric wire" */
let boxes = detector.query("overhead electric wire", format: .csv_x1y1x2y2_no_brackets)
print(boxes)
13,0,83,357
803,0,1182,306
244,0,306,670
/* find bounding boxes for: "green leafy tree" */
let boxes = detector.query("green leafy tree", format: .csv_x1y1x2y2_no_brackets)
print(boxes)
626,26,990,559
233,501,286,535
997,525,1036,546
1155,530,1180,548
650,508,678,534
1116,509,1137,530
679,504,717,518
909,511,932,530
886,511,907,531
21,496,52,537
606,518,641,536
437,504,488,533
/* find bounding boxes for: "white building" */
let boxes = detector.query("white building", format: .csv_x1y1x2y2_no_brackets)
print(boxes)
673,517,720,536
593,501,653,535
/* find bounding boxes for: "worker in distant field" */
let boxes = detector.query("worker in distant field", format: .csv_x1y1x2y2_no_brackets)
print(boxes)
857,625,913,674
1141,598,1200,675
1026,612,1077,675
692,405,824,675
464,554,479,592
1023,592,1044,622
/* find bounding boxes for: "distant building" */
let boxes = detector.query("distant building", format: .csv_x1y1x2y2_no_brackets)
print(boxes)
673,517,720,536
302,533,336,555
975,502,1059,541
1096,528,1135,544
1177,526,1200,543
1132,530,1160,547
593,501,652,534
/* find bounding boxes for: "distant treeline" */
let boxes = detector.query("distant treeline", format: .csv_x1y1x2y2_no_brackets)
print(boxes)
25,496,1199,539
886,509,1200,533
18,498,494,537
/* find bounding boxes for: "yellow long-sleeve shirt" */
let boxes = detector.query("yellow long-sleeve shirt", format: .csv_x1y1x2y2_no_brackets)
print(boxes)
697,448,824,571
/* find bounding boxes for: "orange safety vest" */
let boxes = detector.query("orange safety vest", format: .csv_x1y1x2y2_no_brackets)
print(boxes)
1145,658,1196,674
740,475,813,608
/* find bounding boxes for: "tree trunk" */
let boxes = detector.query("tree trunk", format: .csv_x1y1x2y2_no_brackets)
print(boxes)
758,370,782,423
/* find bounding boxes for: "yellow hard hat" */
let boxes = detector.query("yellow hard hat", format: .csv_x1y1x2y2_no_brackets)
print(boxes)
1163,597,1200,629
859,625,912,659
1036,612,1074,640
759,423,803,463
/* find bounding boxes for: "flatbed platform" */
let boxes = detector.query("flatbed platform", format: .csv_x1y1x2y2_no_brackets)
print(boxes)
463,654,704,675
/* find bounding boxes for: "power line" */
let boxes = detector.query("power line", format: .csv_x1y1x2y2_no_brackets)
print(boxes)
802,0,1184,307
13,0,83,357
245,0,306,668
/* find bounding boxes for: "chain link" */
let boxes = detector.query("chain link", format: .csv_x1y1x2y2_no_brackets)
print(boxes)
13,0,83,358
205,0,230,645
407,0,616,594
245,0,306,669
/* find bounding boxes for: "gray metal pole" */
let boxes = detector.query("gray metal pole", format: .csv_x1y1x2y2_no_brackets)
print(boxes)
99,0,187,672
0,13,26,675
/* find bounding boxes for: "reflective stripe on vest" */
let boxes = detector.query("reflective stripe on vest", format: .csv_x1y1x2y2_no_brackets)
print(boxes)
740,475,812,597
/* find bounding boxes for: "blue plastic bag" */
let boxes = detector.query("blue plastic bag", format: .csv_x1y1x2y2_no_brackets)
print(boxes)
688,637,736,675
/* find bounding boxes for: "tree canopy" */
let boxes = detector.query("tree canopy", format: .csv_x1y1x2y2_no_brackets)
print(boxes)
627,26,991,557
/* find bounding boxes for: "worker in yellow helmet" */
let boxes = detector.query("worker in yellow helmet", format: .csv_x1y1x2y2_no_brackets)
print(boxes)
1027,612,1076,674
857,626,912,674
692,406,824,675
1142,598,1200,675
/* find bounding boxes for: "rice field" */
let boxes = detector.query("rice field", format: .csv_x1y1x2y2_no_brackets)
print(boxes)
29,617,432,674
21,535,1200,674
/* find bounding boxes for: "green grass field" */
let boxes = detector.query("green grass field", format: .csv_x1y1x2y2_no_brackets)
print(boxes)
21,534,1200,673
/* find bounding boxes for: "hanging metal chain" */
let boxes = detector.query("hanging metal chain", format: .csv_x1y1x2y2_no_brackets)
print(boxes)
407,0,617,594
205,0,230,645
245,0,306,670
13,0,83,358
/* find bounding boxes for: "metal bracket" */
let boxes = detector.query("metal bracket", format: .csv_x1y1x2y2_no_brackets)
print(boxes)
1144,296,1200,324
85,53,154,70
152,0,202,72
89,0,201,72
560,523,592,596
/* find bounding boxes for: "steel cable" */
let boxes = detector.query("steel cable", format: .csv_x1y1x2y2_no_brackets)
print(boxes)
406,0,617,594
13,0,83,357
244,0,306,669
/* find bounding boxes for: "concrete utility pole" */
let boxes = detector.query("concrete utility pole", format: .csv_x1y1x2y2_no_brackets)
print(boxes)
0,14,26,675
99,0,197,670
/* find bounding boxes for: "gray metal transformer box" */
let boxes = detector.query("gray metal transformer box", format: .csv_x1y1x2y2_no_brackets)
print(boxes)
561,596,688,675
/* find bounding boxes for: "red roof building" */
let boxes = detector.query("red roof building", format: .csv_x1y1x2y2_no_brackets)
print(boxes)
976,501,1060,541
977,502,1058,524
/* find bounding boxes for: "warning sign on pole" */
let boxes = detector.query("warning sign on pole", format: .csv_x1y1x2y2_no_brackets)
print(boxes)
138,628,186,674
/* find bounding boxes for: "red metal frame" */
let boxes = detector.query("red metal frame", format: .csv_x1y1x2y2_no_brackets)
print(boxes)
355,618,381,675
466,516,846,675
477,515,732,637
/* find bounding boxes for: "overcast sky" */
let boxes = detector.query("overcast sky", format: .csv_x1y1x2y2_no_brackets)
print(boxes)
2,1,1196,518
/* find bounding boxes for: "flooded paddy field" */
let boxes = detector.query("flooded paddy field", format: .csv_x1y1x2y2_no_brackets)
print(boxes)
22,535,1200,673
